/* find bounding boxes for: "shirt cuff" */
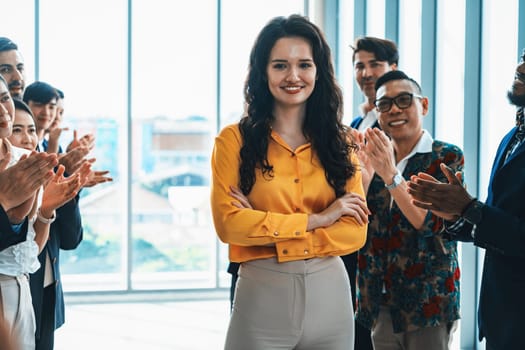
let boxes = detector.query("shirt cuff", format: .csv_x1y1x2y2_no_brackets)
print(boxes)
10,221,24,234
444,217,466,233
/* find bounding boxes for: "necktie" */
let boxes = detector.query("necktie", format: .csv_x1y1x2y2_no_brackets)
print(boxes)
504,107,525,163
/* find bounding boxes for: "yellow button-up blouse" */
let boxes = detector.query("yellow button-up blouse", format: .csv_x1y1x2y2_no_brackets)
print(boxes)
211,123,367,263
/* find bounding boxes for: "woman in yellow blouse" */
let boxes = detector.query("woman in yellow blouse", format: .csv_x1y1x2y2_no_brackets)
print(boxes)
211,14,368,350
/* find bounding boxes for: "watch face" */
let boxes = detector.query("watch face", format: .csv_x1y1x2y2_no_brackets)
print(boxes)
385,172,403,190
393,174,403,185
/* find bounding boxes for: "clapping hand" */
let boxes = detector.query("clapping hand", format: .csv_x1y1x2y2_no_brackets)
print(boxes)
350,128,374,192
0,151,57,212
407,163,473,220
66,130,95,152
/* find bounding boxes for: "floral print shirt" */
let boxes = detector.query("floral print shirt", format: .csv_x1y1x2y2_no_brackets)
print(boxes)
356,139,464,333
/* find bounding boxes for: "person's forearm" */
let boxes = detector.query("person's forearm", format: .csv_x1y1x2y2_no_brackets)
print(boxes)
389,182,428,230
33,204,55,251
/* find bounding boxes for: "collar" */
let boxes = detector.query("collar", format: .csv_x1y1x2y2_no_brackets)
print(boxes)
516,107,524,128
396,129,433,173
358,110,379,131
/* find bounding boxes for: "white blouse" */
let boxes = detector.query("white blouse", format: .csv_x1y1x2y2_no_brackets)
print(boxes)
0,141,41,276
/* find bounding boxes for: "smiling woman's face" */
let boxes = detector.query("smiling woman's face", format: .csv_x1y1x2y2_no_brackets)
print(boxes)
0,81,14,139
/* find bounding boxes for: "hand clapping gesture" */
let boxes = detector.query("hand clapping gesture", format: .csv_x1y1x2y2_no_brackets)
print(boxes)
361,127,397,181
46,126,69,154
0,151,58,213
66,130,95,153
350,128,375,193
408,163,473,221
40,164,83,215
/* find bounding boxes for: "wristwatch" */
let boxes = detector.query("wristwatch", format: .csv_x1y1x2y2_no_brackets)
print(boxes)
462,199,484,225
385,171,403,190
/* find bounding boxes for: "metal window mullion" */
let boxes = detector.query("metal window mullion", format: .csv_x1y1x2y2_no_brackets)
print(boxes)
126,0,133,291
352,0,367,118
385,0,399,43
462,0,483,348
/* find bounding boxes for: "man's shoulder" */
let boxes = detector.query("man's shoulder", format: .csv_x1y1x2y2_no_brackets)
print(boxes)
432,139,464,155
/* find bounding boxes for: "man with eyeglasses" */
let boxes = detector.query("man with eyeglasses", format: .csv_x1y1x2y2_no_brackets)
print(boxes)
344,36,399,350
353,70,463,350
407,51,525,350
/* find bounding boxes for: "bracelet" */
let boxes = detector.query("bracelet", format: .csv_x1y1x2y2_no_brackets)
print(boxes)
37,208,56,224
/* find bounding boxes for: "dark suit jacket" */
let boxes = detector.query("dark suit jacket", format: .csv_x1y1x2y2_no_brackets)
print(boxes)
0,206,29,250
350,115,380,130
30,140,84,336
455,125,525,348
29,195,83,336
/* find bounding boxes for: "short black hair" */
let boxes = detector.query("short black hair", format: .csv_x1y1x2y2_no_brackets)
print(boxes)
0,37,18,52
351,36,399,65
375,70,422,93
23,81,59,104
13,98,34,118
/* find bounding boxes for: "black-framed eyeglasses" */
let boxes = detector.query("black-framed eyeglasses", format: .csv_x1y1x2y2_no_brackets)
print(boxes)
515,70,525,84
374,92,423,113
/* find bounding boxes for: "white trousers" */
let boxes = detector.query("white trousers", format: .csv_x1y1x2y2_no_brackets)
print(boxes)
225,256,354,350
0,274,36,350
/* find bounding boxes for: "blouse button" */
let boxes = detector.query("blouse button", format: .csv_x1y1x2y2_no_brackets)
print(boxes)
294,178,300,183
273,231,279,236
304,249,309,255
283,249,288,254
294,231,301,236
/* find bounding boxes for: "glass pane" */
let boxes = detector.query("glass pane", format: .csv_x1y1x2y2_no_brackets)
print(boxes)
338,0,355,126
38,0,128,291
435,0,465,148
399,0,422,81
479,0,518,201
366,0,386,37
219,0,305,127
131,0,218,289
0,0,35,83
218,0,305,288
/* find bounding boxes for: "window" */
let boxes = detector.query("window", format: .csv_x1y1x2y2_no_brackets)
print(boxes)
435,0,466,148
36,0,305,292
398,0,422,81
39,0,128,291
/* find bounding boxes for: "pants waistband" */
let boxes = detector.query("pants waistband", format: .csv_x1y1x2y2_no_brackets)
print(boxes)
0,273,28,281
242,256,340,275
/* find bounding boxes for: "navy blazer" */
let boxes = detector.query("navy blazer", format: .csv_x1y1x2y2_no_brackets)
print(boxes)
0,206,29,251
455,125,525,348
29,195,83,336
30,140,84,336
350,115,380,130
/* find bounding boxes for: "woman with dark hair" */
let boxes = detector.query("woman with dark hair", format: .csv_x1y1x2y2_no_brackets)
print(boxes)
211,14,368,349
